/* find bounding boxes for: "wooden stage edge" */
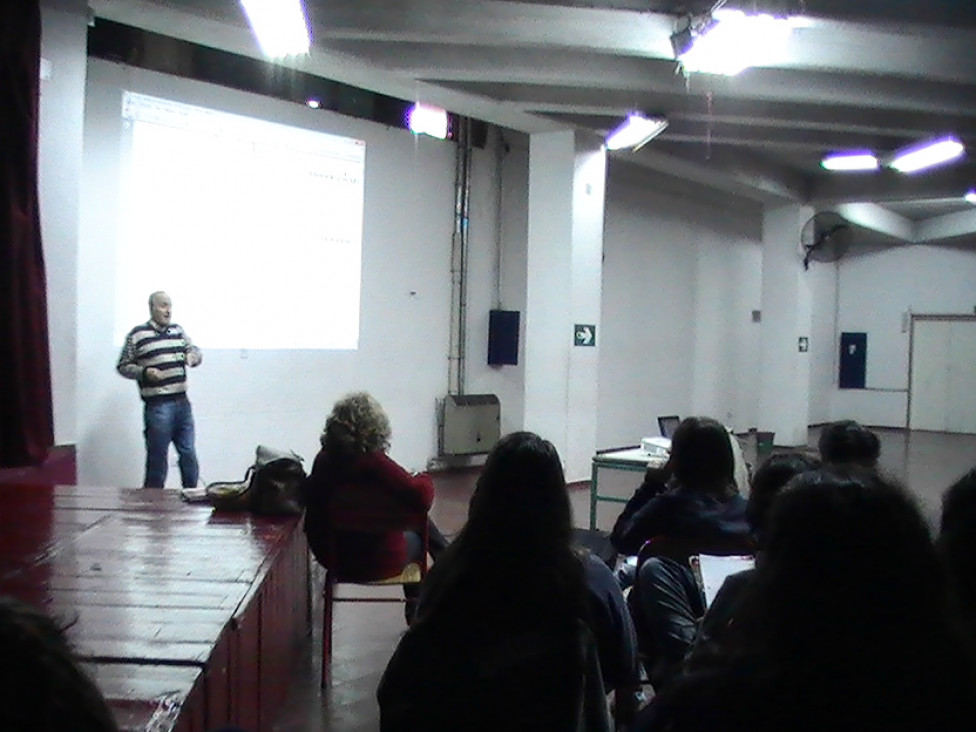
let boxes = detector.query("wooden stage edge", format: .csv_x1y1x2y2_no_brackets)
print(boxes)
0,483,310,732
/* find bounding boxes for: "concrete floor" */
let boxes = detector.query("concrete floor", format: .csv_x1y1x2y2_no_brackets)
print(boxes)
271,428,976,731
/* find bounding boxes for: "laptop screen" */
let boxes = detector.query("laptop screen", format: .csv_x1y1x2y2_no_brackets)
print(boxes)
658,415,681,439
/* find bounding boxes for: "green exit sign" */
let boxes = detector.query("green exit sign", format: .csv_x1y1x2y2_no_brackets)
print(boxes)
574,324,596,347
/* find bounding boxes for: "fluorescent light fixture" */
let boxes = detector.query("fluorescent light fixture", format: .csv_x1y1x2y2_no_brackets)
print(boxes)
821,152,880,172
965,189,976,204
889,136,965,173
407,104,449,139
605,114,668,151
674,9,802,76
240,0,311,58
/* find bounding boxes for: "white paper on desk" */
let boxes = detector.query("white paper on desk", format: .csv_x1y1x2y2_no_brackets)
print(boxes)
697,554,755,607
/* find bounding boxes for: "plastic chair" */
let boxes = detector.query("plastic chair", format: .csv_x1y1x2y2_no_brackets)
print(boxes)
320,486,429,688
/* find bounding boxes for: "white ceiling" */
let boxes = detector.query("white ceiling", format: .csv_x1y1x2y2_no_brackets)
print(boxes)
90,0,976,245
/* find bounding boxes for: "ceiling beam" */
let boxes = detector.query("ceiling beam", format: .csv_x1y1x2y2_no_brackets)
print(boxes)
321,22,976,86
436,69,976,119
620,145,809,204
833,203,914,243
502,0,976,29
809,166,976,206
303,0,675,56
915,208,976,244
526,101,976,140
799,0,976,29
89,0,565,134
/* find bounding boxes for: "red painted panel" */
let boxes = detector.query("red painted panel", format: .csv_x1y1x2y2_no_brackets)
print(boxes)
231,592,262,731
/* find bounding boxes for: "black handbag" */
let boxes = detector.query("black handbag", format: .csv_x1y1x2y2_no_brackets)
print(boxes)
199,445,306,516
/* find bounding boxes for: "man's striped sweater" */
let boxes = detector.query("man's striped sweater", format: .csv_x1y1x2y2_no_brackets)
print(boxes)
117,321,201,402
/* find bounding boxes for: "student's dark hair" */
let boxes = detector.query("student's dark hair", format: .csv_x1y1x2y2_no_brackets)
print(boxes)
384,433,591,730
0,597,118,732
466,431,572,549
817,419,880,467
745,452,820,541
415,431,584,629
668,417,735,495
749,468,972,726
940,467,976,623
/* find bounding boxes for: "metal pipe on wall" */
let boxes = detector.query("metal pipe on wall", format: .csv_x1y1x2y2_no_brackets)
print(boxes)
447,117,473,396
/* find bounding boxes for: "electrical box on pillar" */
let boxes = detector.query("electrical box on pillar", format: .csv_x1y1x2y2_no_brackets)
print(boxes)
439,395,500,456
488,310,520,365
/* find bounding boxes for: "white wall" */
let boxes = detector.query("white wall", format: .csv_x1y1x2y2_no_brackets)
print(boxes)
831,242,976,427
523,131,576,460
565,135,607,480
597,166,763,448
48,19,976,490
691,229,762,432
39,0,88,445
758,204,814,447
807,260,838,425
78,60,503,486
462,131,529,438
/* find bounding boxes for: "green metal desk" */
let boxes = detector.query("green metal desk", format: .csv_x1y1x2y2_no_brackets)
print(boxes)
589,447,667,529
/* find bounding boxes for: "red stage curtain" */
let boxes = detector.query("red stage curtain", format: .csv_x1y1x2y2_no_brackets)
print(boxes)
0,0,53,468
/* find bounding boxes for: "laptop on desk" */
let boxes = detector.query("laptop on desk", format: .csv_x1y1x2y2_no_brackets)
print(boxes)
658,415,681,439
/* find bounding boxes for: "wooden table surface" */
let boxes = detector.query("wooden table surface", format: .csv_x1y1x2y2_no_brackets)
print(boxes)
0,483,309,732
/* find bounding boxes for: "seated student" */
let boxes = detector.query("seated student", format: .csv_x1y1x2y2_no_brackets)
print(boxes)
611,464,672,557
377,432,617,732
685,452,820,673
636,468,975,732
302,392,448,621
0,596,118,732
611,426,748,587
817,419,880,468
939,467,976,645
623,417,751,687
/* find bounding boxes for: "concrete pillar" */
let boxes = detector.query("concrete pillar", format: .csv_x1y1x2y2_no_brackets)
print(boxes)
758,204,814,446
40,0,89,445
523,131,606,480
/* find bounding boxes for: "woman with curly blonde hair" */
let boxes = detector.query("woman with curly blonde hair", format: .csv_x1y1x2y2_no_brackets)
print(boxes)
302,392,447,621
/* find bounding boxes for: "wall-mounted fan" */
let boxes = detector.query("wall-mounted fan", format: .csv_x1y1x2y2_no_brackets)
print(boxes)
800,211,852,270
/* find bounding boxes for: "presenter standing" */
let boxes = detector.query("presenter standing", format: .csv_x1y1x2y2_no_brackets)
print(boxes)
117,291,202,488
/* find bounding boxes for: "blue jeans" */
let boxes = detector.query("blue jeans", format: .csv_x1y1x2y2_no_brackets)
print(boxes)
143,397,199,488
403,519,450,620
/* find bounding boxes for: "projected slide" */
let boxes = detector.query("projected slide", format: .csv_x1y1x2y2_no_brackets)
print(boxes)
115,92,365,350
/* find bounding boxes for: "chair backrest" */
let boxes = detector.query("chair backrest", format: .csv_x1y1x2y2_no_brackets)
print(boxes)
658,415,681,439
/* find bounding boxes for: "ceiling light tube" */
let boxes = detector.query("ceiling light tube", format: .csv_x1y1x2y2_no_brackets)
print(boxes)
240,0,311,58
889,136,965,174
605,114,668,151
408,103,449,139
821,152,880,172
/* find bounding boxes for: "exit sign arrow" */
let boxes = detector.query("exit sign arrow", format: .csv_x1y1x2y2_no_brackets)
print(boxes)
574,324,596,346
